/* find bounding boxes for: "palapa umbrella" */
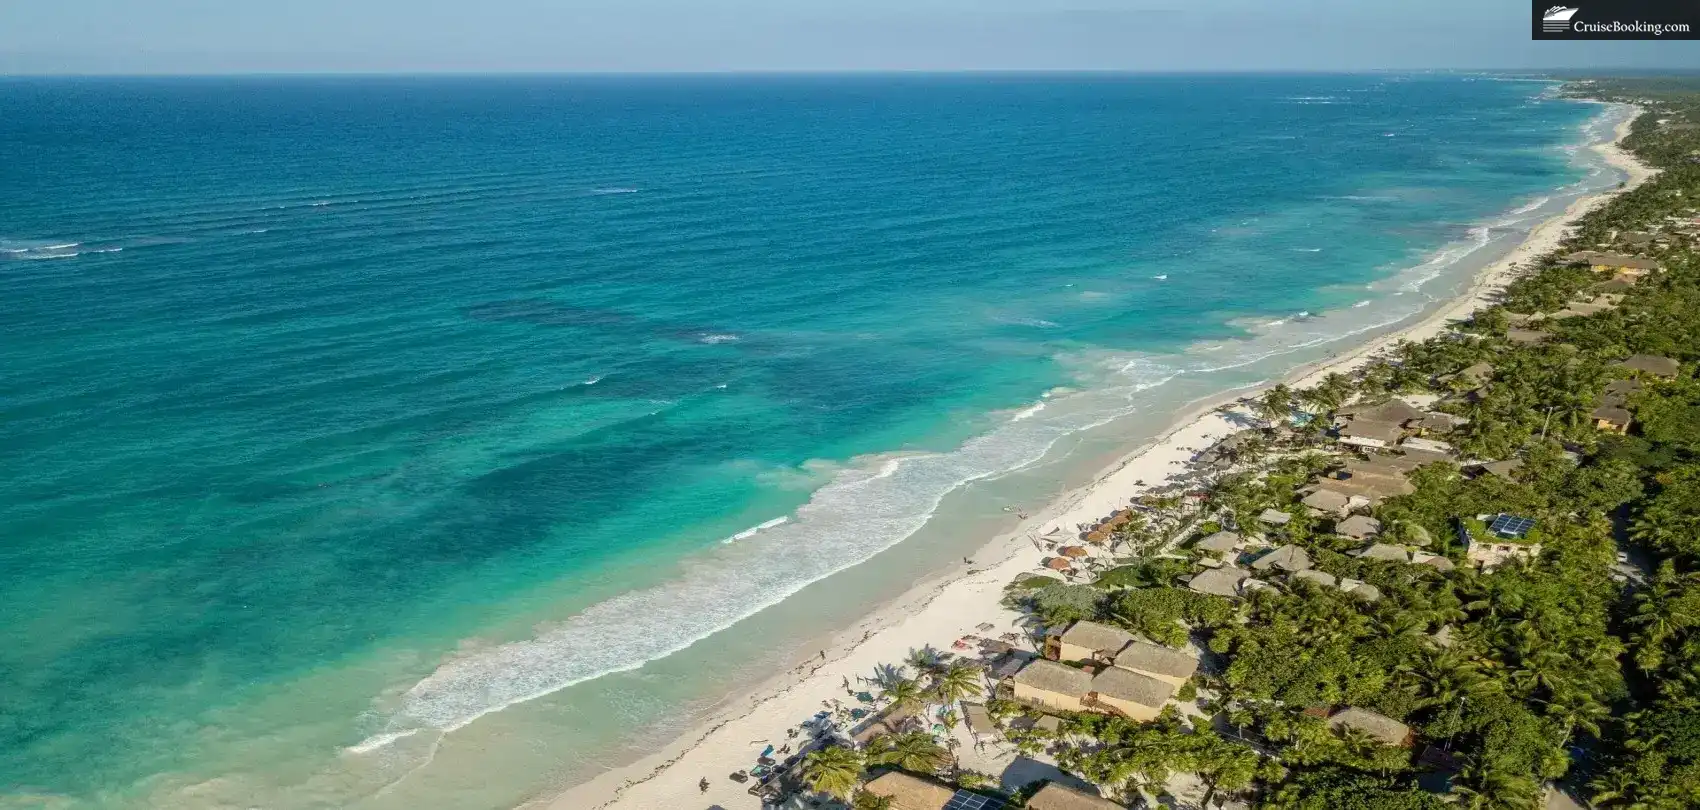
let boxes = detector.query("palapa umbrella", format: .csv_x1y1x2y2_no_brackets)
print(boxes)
1044,557,1073,571
1058,545,1089,558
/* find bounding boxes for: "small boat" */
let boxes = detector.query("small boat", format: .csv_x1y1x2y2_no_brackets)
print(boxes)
729,770,749,783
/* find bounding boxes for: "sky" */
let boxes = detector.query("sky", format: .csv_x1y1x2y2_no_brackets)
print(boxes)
1,0,1697,74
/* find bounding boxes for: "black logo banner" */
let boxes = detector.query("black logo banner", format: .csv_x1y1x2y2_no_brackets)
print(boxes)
1533,1,1700,39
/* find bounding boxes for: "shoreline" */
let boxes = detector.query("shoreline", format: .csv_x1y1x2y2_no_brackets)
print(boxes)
536,102,1655,810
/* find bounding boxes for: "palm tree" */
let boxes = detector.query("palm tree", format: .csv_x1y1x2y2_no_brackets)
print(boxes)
1300,373,1355,418
866,731,951,774
801,745,864,800
851,794,894,810
1258,384,1295,427
882,678,925,712
1451,757,1541,810
931,662,984,705
905,646,944,677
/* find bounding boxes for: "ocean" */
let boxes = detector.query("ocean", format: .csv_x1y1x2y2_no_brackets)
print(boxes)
0,74,1622,809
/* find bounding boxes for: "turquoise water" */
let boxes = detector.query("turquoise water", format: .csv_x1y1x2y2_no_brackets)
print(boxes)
0,75,1612,808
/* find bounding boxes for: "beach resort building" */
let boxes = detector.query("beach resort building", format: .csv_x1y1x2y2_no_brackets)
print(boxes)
1592,405,1633,434
1563,251,1661,279
1329,707,1416,748
861,771,964,810
1354,542,1410,564
1472,459,1523,482
1250,544,1312,574
1399,437,1454,456
1619,354,1681,378
1088,666,1176,721
1112,639,1200,687
1186,565,1251,598
1293,569,1338,588
1335,515,1382,541
1005,657,1179,722
1337,419,1404,450
1461,514,1541,569
1439,362,1493,389
1046,620,1136,664
1413,552,1456,572
1300,488,1352,517
1339,578,1383,602
1009,659,1092,713
1013,626,1197,722
1192,531,1242,559
1506,328,1550,345
1592,378,1644,433
1338,399,1426,426
1025,782,1126,810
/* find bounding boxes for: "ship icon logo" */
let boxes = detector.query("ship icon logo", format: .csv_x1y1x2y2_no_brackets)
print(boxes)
1542,6,1580,32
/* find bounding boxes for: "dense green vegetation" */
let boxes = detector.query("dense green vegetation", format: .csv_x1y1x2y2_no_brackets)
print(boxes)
808,77,1700,810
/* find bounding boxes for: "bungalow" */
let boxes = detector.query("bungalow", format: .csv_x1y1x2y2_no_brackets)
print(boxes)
1592,405,1632,434
862,771,960,810
1563,251,1661,278
1009,659,1093,713
1330,707,1416,748
1335,515,1383,541
1187,566,1250,599
1089,666,1176,721
1046,620,1136,664
1506,328,1550,345
1192,531,1242,558
1417,411,1466,434
1338,399,1426,426
1413,552,1456,572
1258,508,1293,527
1620,231,1656,248
1301,488,1352,517
1549,291,1624,320
1462,514,1542,569
1472,459,1523,482
1438,362,1493,388
1338,419,1404,450
1601,378,1643,404
1399,437,1454,456
1112,640,1200,687
1026,782,1126,810
1007,658,1179,722
1293,569,1339,588
1251,544,1313,573
1326,461,1417,502
1342,580,1383,602
1355,543,1411,564
1619,354,1681,378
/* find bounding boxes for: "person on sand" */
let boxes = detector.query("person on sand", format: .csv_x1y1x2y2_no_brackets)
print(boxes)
700,777,709,793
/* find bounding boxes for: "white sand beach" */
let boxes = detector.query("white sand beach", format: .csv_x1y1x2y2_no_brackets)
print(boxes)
538,106,1654,810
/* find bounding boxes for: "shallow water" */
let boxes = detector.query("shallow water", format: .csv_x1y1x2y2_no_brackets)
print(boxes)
0,75,1619,808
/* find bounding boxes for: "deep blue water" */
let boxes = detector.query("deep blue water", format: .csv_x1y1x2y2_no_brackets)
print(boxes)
0,75,1601,806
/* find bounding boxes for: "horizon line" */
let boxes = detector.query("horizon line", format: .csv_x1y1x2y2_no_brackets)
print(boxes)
0,67,1651,80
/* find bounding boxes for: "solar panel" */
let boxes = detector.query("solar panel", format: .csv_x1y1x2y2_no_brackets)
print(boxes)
1489,514,1534,538
945,790,1007,810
